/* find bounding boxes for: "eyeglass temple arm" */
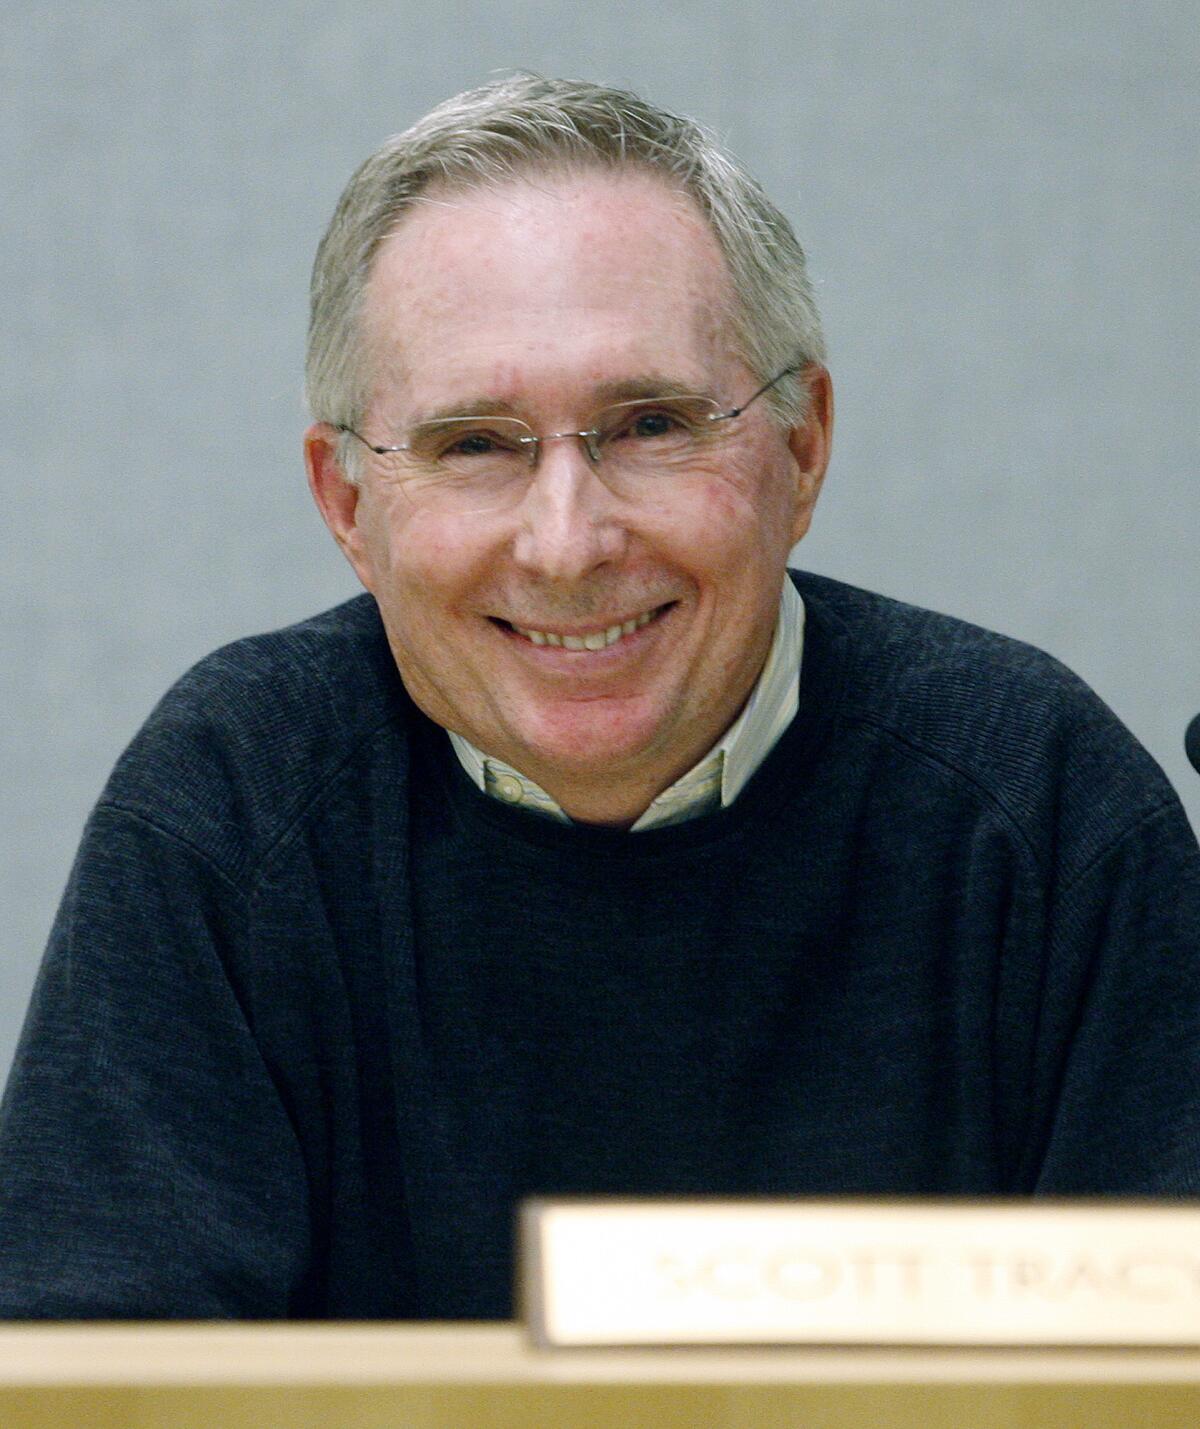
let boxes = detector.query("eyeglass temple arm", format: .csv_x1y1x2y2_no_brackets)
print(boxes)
716,364,803,421
336,425,404,456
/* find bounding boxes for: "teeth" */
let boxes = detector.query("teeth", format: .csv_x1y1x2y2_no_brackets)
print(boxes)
513,606,662,650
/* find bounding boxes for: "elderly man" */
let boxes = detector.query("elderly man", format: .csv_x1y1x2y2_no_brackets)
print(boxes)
2,76,1198,1320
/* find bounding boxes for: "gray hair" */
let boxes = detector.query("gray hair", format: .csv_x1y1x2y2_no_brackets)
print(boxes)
306,74,826,477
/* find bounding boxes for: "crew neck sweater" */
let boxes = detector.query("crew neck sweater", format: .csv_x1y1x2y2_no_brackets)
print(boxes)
1,571,1198,1320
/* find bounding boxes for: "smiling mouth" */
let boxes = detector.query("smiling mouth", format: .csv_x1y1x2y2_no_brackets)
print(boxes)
493,603,672,650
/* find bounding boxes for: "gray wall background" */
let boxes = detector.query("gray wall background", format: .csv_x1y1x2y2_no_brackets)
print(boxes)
4,1,1197,1085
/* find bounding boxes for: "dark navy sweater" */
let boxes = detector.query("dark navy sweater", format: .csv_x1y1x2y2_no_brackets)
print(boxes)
2,572,1198,1319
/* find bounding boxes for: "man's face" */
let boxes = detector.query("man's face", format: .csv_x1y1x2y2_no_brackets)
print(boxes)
307,169,831,823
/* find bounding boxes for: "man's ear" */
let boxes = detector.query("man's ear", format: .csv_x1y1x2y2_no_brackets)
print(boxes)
787,365,834,546
304,424,377,593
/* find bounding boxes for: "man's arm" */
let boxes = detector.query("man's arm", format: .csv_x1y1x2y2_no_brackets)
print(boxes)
0,804,312,1318
1031,798,1200,1193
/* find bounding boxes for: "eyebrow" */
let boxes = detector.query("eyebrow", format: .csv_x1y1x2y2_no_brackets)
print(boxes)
410,373,714,427
411,397,525,425
591,374,711,405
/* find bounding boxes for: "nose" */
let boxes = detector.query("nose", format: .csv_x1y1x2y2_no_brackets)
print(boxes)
510,437,628,581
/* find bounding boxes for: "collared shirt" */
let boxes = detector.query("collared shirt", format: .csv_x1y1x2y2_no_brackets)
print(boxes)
448,579,804,830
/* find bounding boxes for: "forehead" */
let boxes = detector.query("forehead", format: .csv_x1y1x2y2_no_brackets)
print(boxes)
361,169,740,409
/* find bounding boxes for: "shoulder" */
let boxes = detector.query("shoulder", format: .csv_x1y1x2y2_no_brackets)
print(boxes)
793,568,1109,732
791,569,1183,881
96,595,409,884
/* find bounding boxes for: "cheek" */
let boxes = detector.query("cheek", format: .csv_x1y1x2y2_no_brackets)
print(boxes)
672,462,795,572
361,497,450,586
699,489,756,564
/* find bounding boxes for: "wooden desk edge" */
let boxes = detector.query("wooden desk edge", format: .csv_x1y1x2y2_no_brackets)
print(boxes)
4,1325,1200,1387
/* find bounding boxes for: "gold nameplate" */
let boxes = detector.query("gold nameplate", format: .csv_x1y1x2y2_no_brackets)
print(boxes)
520,1199,1200,1347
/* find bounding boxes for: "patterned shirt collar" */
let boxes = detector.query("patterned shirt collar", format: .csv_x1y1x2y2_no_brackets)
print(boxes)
448,578,804,831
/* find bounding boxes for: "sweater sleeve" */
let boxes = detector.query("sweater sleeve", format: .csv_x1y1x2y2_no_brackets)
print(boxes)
0,805,313,1318
1032,799,1200,1193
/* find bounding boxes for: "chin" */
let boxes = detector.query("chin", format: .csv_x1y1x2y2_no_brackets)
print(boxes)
513,702,677,778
